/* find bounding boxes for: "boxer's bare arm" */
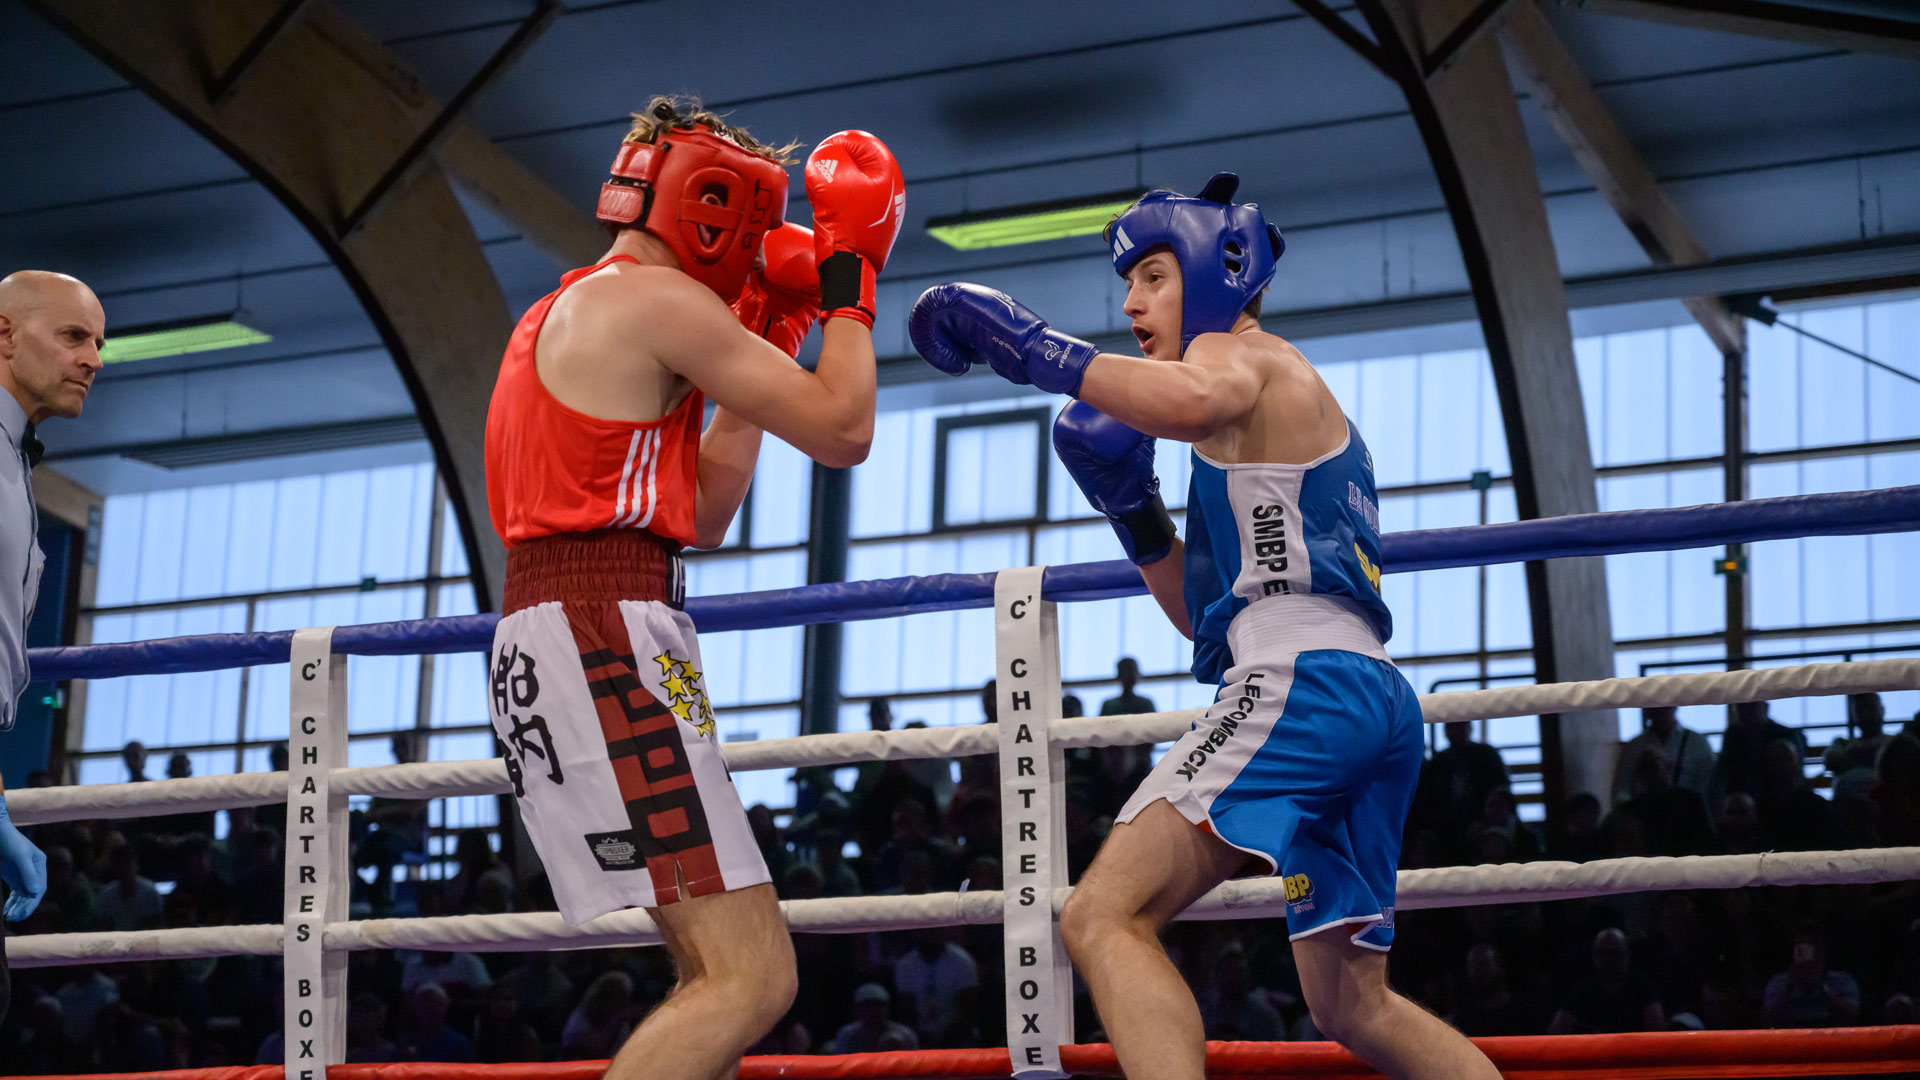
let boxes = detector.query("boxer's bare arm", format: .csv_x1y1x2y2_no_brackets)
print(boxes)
1076,332,1264,443
643,274,875,468
1140,541,1191,639
692,406,763,548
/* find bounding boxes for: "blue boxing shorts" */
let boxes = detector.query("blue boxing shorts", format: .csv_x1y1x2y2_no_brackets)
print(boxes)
1116,642,1424,949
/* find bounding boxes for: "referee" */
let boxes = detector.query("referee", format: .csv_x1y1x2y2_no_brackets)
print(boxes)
0,270,105,1023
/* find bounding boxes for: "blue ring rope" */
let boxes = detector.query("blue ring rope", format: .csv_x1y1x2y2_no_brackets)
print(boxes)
29,485,1920,682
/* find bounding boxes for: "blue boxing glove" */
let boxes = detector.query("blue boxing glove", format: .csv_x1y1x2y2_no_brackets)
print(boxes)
0,793,46,922
909,282,1097,396
1054,401,1177,566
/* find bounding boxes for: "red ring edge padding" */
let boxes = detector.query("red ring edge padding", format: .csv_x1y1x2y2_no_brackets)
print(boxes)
16,1027,1920,1080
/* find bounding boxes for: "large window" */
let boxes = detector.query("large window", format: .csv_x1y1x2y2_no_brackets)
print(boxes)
73,294,1920,823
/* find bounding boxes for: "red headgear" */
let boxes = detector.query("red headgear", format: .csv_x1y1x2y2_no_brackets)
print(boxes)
595,124,790,302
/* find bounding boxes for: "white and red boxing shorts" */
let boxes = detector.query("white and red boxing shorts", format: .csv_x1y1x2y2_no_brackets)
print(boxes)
488,530,768,926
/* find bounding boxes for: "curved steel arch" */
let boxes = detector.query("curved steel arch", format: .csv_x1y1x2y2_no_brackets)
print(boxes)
28,0,519,608
1329,0,1622,806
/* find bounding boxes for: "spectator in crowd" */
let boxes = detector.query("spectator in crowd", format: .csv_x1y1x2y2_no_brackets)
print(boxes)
1755,738,1833,852
1549,793,1607,863
894,928,980,1048
358,732,429,912
828,984,918,1054
440,830,513,917
149,754,217,849
1713,792,1763,855
1714,702,1806,803
561,972,635,1060
1450,944,1542,1037
495,952,575,1047
747,804,790,887
1199,943,1287,1041
232,827,284,925
1764,929,1861,1028
1061,694,1084,718
1099,657,1155,716
1827,693,1889,803
852,762,935,871
1615,707,1714,803
1620,747,1714,857
170,834,231,926
1871,733,1920,846
808,828,864,898
1643,893,1713,1021
901,721,957,814
254,743,291,839
473,983,543,1063
1549,929,1665,1034
121,740,148,782
55,966,119,1042
401,950,493,1004
979,679,997,724
346,992,398,1063
1471,787,1541,863
38,844,93,928
93,833,162,932
8,994,92,1072
404,983,475,1062
850,698,896,801
1421,721,1510,856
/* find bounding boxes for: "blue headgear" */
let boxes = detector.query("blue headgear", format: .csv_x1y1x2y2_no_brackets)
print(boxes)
1107,172,1284,353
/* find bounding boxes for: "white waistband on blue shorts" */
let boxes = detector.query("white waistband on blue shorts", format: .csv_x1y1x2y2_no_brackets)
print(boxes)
1226,593,1391,664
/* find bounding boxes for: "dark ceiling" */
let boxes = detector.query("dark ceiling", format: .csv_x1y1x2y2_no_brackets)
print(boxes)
2,0,1916,493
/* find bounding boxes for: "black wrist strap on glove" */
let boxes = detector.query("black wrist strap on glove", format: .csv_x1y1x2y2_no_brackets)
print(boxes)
1114,495,1177,566
818,252,866,312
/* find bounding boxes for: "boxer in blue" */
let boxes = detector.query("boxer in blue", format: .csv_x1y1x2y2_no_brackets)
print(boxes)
910,175,1497,1079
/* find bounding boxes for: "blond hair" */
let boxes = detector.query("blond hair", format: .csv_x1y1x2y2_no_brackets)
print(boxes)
624,95,800,166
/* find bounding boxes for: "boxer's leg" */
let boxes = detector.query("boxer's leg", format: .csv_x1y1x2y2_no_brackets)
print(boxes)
1060,798,1250,1080
1293,932,1498,1080
602,880,795,1080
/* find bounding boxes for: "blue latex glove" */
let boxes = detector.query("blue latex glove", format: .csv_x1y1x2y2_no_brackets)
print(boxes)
908,282,1097,396
0,793,46,922
1053,401,1176,566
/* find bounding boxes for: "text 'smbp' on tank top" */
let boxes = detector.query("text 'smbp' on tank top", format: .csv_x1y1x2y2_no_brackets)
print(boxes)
1181,419,1392,683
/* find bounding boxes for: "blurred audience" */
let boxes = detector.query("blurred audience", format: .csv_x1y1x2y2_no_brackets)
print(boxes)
5,682,1916,1065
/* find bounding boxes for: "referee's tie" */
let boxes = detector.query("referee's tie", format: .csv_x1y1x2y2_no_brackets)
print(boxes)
21,422,42,467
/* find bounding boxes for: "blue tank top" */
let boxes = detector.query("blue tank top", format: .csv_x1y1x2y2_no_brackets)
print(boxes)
1182,419,1391,683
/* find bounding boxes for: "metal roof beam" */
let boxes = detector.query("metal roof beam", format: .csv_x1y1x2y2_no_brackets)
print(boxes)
1557,0,1920,61
1500,1,1745,355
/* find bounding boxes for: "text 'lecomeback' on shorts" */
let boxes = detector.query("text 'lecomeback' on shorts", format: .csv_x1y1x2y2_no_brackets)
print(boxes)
1118,645,1424,950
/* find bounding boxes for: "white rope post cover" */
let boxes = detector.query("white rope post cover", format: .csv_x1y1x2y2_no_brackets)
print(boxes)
994,567,1072,1079
285,629,348,1077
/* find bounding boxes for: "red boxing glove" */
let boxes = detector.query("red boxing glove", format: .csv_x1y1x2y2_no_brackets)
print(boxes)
732,224,821,359
805,130,905,329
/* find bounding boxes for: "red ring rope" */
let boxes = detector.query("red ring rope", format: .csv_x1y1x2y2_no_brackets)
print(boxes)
13,1027,1919,1080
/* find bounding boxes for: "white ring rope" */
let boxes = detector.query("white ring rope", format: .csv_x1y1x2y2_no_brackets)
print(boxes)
12,657,1916,827
10,846,1917,970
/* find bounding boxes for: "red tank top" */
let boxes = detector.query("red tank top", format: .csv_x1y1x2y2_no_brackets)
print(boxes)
486,256,703,548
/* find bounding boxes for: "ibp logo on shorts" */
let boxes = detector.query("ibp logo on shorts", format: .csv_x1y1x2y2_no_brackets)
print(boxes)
1282,872,1314,905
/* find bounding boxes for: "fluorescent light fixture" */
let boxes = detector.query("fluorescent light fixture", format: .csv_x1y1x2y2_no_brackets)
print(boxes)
927,191,1142,251
99,319,271,364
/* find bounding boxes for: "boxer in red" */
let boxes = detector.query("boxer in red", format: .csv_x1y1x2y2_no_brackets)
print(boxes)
484,96,903,1080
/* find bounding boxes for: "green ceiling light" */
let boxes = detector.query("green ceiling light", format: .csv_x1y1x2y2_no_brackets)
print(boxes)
99,319,271,364
926,191,1142,251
